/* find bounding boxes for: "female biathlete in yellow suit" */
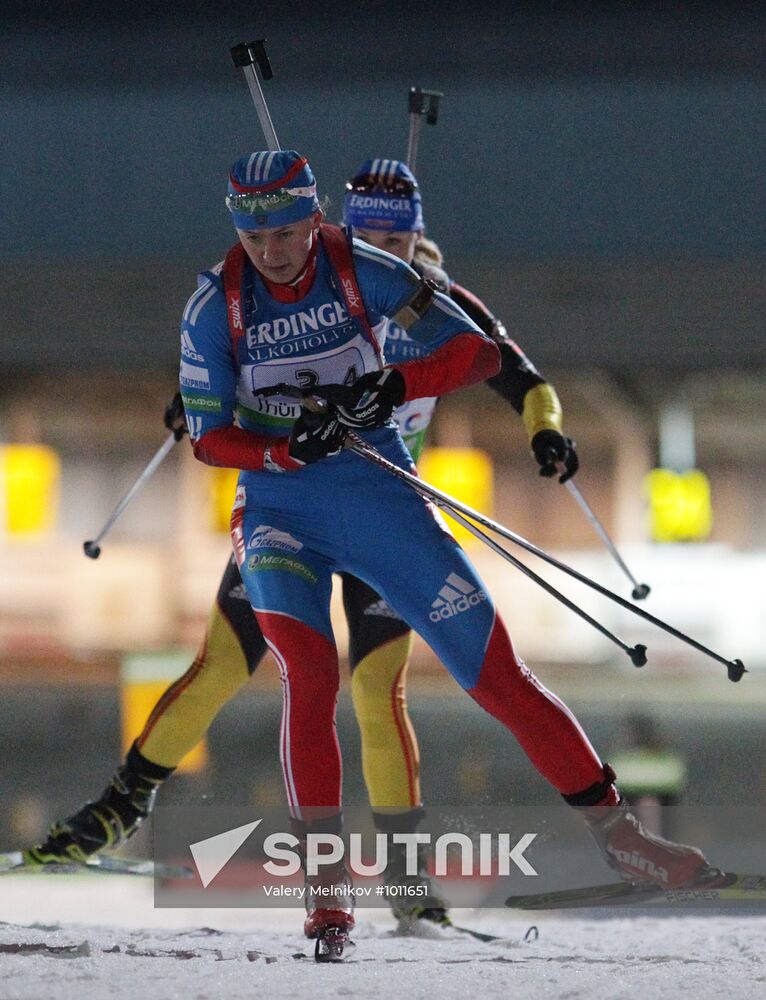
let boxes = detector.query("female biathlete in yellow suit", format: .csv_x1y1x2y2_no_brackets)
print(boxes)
29,159,578,920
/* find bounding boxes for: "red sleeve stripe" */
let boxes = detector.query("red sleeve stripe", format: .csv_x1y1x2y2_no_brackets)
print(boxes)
392,332,500,402
192,427,299,471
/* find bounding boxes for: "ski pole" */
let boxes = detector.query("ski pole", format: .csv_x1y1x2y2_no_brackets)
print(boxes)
254,382,744,681
255,402,644,660
231,40,280,151
558,468,651,601
84,42,274,563
83,433,177,559
256,383,643,665
407,89,652,608
342,430,745,684
405,84,649,608
424,493,647,667
231,64,741,682
406,87,443,172
409,83,649,606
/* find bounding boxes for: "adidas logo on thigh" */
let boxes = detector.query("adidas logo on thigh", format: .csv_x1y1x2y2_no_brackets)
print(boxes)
429,573,487,622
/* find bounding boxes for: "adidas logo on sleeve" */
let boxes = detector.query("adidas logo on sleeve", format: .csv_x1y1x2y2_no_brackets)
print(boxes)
429,573,487,622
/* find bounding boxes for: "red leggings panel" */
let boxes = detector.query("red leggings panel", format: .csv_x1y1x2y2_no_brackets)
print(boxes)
468,613,605,796
257,611,342,818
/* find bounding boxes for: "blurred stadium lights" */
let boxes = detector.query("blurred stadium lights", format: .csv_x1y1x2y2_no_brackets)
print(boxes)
0,444,60,538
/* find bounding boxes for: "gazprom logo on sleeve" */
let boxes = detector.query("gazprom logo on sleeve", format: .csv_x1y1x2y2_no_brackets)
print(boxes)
180,361,211,391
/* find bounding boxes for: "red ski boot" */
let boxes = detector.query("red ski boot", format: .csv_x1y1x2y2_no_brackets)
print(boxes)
303,859,356,962
585,797,719,889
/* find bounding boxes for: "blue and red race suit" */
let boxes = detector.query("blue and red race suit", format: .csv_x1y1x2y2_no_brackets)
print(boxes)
181,226,607,820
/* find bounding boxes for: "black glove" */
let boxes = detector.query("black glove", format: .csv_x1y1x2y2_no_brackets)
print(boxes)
288,410,347,465
531,429,579,484
163,392,187,441
315,369,406,430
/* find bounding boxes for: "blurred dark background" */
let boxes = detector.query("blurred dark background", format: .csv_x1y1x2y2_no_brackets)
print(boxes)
3,1,765,375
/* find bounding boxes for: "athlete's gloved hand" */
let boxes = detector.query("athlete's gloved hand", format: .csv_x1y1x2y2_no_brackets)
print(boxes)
531,429,579,484
163,392,187,441
316,369,406,429
288,410,347,466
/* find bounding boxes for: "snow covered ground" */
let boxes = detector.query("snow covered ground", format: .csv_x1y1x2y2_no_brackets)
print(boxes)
0,877,763,1000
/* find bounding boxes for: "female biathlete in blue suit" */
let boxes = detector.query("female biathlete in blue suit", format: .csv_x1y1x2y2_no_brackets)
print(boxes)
29,161,574,912
30,153,712,941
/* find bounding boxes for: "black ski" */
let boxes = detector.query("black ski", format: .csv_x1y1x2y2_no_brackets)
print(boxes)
396,911,505,944
506,872,766,910
0,850,193,880
440,917,502,943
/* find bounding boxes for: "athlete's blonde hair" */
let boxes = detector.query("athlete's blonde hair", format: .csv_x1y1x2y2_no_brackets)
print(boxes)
414,235,443,268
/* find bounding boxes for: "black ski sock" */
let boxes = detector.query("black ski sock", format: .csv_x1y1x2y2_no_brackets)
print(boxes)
371,806,426,835
124,742,175,783
562,763,617,808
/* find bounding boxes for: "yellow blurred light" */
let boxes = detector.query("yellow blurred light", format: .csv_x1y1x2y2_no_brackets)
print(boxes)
644,468,712,543
208,467,239,533
0,444,60,536
418,447,494,546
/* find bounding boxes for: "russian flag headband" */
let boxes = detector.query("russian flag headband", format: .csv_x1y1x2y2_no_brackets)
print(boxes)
226,150,320,230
